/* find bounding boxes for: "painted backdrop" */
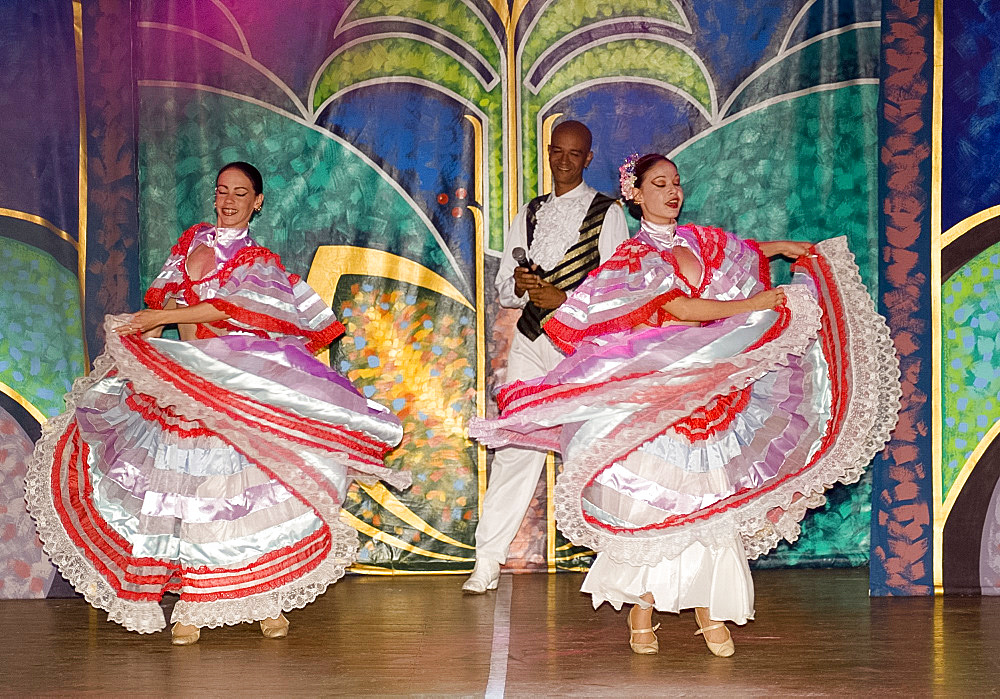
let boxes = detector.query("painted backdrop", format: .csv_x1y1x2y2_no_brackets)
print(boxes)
1,0,886,595
133,0,882,574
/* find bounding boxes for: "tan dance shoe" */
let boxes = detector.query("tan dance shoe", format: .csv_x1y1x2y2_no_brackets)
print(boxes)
694,609,735,657
627,616,661,655
260,613,289,639
171,622,201,645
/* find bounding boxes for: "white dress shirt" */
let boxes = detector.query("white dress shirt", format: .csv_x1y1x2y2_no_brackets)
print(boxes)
495,182,630,309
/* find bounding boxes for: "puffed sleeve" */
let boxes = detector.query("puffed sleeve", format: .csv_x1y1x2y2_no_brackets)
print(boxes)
206,248,345,353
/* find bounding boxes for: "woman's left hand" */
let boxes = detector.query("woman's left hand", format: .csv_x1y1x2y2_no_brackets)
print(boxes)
758,240,812,259
114,309,166,336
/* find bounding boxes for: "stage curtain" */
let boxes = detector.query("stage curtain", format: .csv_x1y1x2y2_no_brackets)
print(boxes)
0,0,139,598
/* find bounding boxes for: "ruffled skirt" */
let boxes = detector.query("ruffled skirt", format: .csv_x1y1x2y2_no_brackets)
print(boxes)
25,320,406,633
470,238,900,613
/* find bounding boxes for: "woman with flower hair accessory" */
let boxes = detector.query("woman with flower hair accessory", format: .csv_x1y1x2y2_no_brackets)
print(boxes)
469,153,899,656
26,162,408,645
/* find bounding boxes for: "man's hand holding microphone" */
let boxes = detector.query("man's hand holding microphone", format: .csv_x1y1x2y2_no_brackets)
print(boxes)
512,247,567,310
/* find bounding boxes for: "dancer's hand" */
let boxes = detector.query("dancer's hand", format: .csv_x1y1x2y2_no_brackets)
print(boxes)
758,240,812,259
746,288,786,312
114,309,166,336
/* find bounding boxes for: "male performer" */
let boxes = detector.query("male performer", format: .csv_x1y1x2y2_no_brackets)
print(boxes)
463,120,629,593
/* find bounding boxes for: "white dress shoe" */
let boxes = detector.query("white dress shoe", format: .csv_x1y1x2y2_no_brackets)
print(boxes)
462,559,501,594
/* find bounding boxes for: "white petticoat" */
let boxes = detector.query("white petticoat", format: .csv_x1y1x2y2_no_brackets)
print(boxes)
580,530,755,625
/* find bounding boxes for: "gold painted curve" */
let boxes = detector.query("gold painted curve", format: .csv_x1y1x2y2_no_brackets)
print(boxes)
940,205,1000,249
540,112,562,195
937,418,1000,528
307,245,472,310
307,245,473,365
358,482,474,550
0,382,47,424
341,510,475,562
0,208,78,250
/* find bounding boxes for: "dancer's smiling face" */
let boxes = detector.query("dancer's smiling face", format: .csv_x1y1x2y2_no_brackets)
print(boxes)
215,167,263,229
633,159,684,225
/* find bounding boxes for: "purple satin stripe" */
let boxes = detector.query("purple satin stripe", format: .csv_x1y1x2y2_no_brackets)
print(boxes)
140,480,294,522
197,335,362,395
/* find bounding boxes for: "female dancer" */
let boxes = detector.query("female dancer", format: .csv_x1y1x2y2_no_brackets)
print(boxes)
26,162,408,644
470,154,899,656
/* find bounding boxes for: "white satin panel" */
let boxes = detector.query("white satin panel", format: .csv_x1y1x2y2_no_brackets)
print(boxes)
148,337,403,445
581,533,754,624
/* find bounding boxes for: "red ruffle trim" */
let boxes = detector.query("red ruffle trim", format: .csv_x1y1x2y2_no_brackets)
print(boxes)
497,368,659,415
125,391,213,439
146,223,301,311
686,225,727,286
672,385,753,442
55,427,176,597
170,224,208,257
594,238,658,274
743,238,773,290
582,252,851,534
204,298,345,352
545,225,736,353
53,421,337,600
544,289,688,354
122,333,390,460
215,247,287,287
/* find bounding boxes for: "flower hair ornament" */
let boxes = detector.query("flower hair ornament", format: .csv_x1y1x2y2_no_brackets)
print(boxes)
619,153,640,201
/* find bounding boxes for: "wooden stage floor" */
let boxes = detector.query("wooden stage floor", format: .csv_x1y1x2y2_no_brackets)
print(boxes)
2,567,998,696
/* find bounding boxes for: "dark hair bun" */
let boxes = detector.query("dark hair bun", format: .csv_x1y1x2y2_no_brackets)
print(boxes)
217,161,263,195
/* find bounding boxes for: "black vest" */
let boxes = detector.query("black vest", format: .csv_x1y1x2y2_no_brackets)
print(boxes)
516,191,617,340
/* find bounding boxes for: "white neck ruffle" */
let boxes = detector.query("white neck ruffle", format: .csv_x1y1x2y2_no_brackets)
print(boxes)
530,189,592,270
640,219,693,252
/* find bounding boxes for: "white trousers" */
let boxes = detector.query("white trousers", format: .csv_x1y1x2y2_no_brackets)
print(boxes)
475,331,565,563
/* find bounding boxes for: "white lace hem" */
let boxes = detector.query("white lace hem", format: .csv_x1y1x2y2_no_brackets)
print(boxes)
23,324,402,632
170,519,359,629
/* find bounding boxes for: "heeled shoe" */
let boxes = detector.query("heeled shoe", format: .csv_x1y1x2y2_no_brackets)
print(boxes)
260,614,289,639
627,615,661,655
171,622,200,646
694,612,735,657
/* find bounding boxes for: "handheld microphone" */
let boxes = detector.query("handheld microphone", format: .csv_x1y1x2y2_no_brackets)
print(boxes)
511,247,544,274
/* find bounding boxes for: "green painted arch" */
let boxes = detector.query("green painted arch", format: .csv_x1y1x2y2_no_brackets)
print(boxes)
725,26,880,117
521,38,712,198
314,37,494,111
312,36,505,251
0,237,85,417
673,84,879,296
520,0,688,71
339,0,502,72
532,38,711,113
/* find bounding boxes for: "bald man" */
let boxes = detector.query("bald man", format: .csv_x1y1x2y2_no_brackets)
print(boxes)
464,120,629,593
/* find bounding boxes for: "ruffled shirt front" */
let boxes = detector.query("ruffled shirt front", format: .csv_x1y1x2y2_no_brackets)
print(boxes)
495,182,630,309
